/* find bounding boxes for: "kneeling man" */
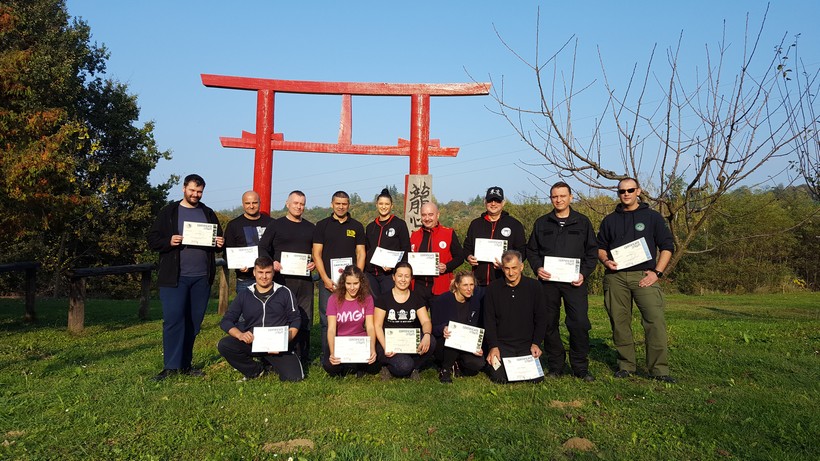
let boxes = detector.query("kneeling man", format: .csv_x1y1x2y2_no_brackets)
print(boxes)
484,250,548,383
218,256,304,381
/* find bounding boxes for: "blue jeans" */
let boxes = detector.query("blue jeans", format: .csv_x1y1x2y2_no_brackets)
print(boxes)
235,277,255,294
159,276,211,370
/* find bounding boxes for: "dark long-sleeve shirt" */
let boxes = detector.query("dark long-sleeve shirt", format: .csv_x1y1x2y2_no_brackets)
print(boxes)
483,276,546,350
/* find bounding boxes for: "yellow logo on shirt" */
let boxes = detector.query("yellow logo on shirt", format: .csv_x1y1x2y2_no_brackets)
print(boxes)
347,230,356,237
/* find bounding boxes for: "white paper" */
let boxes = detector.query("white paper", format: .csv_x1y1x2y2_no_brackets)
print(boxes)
280,251,311,276
182,221,217,247
251,326,289,353
444,321,484,354
334,336,371,363
370,247,404,269
384,328,420,354
502,355,545,381
226,246,259,269
408,252,439,276
542,256,581,283
473,238,507,263
329,257,354,283
610,237,652,270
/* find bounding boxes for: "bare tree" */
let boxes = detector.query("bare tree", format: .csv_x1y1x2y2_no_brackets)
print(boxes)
778,34,820,200
489,6,819,274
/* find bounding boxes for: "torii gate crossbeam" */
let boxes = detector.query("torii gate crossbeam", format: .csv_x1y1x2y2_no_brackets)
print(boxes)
201,74,491,214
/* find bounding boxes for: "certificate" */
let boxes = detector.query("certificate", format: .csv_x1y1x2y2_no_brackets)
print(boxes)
370,247,404,269
408,252,439,276
329,257,353,282
502,355,545,381
473,238,507,263
251,326,289,353
280,251,311,276
384,328,420,354
226,246,258,269
542,256,581,283
610,237,652,270
445,321,484,354
334,336,371,363
181,221,217,247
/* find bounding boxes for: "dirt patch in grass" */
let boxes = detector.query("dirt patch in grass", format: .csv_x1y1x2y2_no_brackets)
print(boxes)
262,438,315,453
550,399,583,409
562,437,595,452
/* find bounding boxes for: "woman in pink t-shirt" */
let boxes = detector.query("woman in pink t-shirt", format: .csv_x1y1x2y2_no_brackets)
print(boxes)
323,265,378,377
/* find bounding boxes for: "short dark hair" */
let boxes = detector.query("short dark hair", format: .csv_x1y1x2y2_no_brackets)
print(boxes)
332,190,350,200
254,256,274,269
288,190,306,199
550,181,572,195
618,177,640,189
501,249,523,264
183,174,205,187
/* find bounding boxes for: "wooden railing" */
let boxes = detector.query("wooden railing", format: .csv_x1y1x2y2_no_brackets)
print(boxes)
0,261,40,321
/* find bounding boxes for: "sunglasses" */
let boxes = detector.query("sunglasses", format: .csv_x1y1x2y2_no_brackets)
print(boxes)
618,188,637,195
487,198,503,204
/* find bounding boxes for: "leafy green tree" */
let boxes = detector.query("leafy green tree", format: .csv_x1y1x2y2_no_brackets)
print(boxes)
0,0,172,296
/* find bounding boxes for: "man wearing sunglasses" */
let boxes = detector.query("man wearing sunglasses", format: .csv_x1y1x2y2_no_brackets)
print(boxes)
463,186,526,287
597,178,676,383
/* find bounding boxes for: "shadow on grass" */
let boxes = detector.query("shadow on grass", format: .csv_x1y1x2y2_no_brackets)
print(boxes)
588,337,618,371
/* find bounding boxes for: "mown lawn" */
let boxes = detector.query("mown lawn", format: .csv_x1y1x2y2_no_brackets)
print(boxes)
0,292,817,460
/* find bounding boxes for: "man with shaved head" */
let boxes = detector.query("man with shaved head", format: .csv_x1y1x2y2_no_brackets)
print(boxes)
224,190,273,293
409,201,464,308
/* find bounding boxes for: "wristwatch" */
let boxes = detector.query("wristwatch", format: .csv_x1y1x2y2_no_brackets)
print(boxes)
652,270,664,278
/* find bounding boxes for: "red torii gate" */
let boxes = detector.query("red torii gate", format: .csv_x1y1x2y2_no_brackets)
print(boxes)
201,74,491,218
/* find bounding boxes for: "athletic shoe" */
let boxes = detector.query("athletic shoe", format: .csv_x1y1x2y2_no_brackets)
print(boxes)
151,369,178,381
438,368,453,384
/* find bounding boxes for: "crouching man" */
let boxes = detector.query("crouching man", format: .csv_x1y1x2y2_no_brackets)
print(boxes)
218,256,305,381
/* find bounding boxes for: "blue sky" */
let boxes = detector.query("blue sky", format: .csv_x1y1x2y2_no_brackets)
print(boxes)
65,0,819,211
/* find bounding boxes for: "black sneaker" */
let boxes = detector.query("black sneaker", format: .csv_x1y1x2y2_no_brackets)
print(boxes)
182,367,205,377
576,372,596,382
439,368,453,383
355,369,366,379
452,362,462,378
546,370,562,379
652,375,677,384
409,369,421,381
614,370,632,379
151,369,178,381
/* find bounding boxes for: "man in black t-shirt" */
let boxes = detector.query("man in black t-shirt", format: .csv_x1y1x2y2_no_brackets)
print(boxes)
312,191,366,356
259,190,316,369
223,191,272,293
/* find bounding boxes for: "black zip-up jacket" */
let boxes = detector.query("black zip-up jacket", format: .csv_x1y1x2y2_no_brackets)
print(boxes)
364,215,411,276
463,211,526,286
147,201,222,287
526,207,598,280
220,283,301,333
596,202,675,273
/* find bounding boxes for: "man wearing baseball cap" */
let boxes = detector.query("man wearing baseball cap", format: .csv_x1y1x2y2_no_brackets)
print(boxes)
463,186,526,287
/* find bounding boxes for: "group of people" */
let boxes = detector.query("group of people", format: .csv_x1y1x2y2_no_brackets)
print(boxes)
148,174,676,385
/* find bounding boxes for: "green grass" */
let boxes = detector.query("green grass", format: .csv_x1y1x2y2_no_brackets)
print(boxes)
1,292,818,460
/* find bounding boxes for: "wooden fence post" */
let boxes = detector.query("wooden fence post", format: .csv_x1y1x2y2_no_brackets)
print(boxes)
218,265,229,314
24,266,37,322
68,277,86,334
139,269,151,320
